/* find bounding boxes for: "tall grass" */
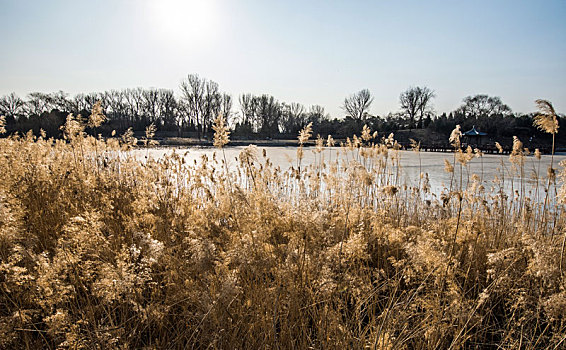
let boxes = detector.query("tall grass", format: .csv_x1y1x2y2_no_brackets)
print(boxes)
0,108,565,349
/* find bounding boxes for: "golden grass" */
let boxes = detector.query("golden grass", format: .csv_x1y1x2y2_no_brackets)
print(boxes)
0,115,565,349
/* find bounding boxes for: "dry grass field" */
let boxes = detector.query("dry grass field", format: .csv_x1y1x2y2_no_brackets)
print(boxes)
0,106,565,349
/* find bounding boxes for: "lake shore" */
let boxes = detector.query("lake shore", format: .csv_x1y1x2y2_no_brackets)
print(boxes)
155,137,304,147
149,136,565,154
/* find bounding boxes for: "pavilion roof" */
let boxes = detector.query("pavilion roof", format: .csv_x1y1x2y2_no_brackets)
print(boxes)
463,125,487,136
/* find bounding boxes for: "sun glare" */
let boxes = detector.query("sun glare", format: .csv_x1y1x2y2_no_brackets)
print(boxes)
147,0,218,45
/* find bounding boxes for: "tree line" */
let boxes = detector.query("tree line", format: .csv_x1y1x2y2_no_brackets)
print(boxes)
0,74,563,145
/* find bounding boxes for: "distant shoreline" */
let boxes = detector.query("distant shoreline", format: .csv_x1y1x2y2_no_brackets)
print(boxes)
154,137,303,147
147,137,565,154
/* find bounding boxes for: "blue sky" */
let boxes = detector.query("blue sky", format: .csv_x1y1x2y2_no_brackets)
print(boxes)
1,0,565,118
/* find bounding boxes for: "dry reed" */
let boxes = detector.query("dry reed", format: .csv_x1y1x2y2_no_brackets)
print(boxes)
0,106,564,349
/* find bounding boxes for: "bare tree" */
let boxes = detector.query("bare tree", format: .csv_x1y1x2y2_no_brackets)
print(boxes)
457,94,512,117
73,93,89,113
123,89,140,126
142,88,160,125
307,105,326,125
0,93,24,119
256,95,281,137
180,74,205,138
158,89,178,130
202,80,221,136
24,92,51,116
342,89,373,120
417,87,435,128
239,94,254,127
400,86,435,129
280,102,306,134
103,90,125,129
131,88,146,125
239,93,261,131
179,74,227,139
84,92,102,116
220,93,232,125
49,91,72,111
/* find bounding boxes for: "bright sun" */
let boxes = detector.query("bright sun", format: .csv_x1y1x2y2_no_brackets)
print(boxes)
147,0,218,45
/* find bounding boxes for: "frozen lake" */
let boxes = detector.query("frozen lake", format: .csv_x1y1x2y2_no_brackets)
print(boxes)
135,146,566,200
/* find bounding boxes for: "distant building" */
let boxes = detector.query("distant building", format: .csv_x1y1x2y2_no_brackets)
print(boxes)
463,126,488,146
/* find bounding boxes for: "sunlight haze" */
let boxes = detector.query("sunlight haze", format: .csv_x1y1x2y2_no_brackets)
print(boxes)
1,0,565,117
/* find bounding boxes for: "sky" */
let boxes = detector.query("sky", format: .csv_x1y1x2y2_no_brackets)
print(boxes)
1,0,565,119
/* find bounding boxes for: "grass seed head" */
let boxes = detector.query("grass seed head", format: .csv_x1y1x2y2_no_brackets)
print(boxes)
534,99,559,134
444,158,454,173
449,125,462,148
0,115,6,134
495,142,503,154
298,122,313,145
410,138,420,153
315,134,324,153
144,123,159,147
61,113,84,140
326,135,335,147
361,124,372,142
121,127,137,148
88,101,106,128
212,114,230,148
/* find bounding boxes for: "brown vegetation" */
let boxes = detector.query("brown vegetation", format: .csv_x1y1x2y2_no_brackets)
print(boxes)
0,110,565,349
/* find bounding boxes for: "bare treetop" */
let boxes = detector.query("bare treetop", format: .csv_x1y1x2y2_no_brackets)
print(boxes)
400,86,435,129
342,89,373,121
457,94,512,117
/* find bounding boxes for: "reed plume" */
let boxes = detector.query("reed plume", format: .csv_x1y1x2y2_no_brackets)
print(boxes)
212,114,230,148
449,124,462,148
534,99,559,134
88,101,106,129
298,122,313,145
143,123,158,147
0,115,6,134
